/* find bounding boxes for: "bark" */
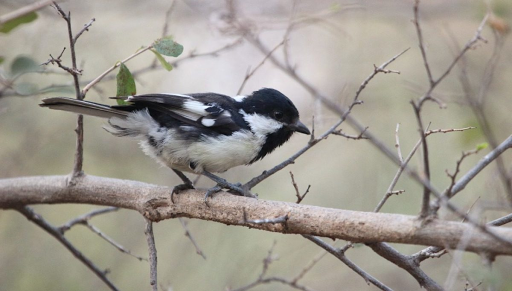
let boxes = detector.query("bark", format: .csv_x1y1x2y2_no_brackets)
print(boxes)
1,175,511,256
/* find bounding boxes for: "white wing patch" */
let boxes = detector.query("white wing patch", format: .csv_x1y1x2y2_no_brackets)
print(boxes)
183,100,212,116
201,118,215,127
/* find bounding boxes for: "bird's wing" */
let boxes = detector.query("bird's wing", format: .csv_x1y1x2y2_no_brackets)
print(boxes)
112,93,244,135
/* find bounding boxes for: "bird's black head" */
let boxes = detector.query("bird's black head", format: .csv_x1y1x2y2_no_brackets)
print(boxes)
241,88,310,135
241,88,310,163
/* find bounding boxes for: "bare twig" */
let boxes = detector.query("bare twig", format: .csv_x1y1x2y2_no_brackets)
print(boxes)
16,206,119,291
237,40,284,95
411,102,431,218
303,235,392,291
395,124,404,163
290,250,328,284
367,242,443,290
413,0,434,86
58,207,118,233
144,218,158,291
445,148,484,198
51,2,94,179
331,127,369,140
178,218,206,260
450,135,512,197
73,18,95,44
81,45,154,96
230,241,315,291
290,171,310,204
425,127,476,136
242,48,409,190
86,222,147,261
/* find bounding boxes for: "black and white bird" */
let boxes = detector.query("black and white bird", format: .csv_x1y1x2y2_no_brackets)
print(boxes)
40,88,310,202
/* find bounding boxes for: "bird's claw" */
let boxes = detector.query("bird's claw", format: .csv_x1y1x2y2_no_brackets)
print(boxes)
171,183,195,203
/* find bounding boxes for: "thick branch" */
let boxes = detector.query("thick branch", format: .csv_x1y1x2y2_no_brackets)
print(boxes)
1,175,512,256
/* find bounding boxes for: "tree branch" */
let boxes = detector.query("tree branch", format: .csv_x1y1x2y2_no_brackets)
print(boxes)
1,175,512,256
15,206,119,291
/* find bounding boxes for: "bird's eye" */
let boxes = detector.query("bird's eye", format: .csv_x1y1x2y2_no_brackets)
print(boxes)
274,111,284,120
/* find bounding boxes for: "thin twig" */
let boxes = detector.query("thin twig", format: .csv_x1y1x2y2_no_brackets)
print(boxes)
16,206,119,291
73,18,95,44
81,45,154,96
178,218,206,260
412,102,431,218
242,48,409,190
51,2,91,178
425,127,476,136
413,0,434,86
144,218,158,291
58,207,118,233
450,135,512,196
331,127,368,140
290,171,311,204
237,40,284,95
303,235,393,291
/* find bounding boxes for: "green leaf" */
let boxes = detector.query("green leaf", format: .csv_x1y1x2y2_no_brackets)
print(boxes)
153,36,183,57
116,63,136,105
0,56,4,65
14,82,38,96
10,55,41,77
476,142,488,151
150,49,173,71
0,12,38,34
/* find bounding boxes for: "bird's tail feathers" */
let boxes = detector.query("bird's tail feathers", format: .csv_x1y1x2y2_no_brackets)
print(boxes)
40,97,129,119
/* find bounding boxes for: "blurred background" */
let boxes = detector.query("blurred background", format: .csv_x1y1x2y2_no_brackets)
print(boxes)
1,0,511,290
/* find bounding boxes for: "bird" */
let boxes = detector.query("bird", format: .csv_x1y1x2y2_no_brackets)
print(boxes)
40,88,310,203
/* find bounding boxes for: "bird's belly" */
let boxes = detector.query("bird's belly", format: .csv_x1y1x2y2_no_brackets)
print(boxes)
141,129,264,173
187,130,264,173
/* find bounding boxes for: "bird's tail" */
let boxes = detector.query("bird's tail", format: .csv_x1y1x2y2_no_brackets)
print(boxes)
40,97,129,119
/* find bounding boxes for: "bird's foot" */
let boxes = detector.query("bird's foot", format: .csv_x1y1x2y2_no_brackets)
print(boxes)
171,182,195,203
202,171,255,206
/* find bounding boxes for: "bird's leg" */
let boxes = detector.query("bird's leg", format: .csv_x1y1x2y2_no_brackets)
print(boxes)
171,169,195,203
202,170,255,205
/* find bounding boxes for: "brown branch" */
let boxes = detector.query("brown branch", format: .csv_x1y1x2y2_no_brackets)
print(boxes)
2,175,512,256
303,235,392,291
51,2,94,179
15,206,119,291
366,242,442,290
144,218,158,291
242,48,409,190
412,102,431,218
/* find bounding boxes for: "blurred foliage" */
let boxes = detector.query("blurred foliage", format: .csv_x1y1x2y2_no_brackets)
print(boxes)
0,11,38,33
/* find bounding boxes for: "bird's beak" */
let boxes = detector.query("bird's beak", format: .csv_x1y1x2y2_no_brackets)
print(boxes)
289,120,311,135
